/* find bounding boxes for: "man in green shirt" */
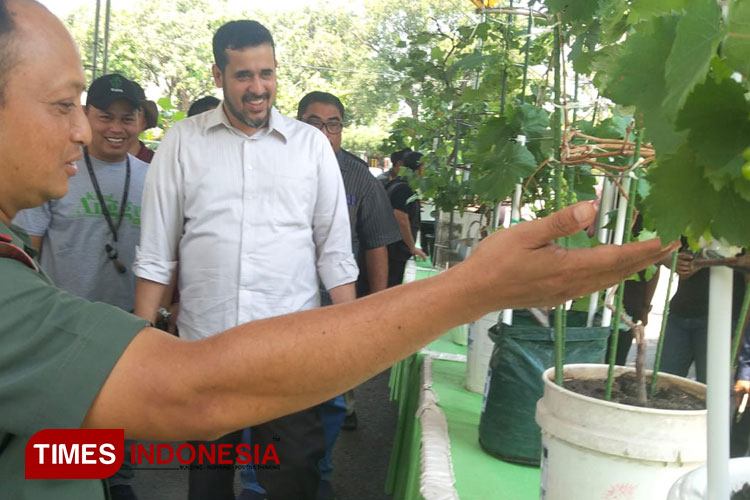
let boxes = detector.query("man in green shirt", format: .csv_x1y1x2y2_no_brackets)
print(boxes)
0,1,677,499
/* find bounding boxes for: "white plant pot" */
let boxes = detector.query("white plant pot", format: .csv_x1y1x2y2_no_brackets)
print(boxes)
536,364,707,500
465,311,500,393
667,457,750,499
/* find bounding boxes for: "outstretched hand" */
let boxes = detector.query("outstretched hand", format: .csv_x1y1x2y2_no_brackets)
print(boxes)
452,202,679,314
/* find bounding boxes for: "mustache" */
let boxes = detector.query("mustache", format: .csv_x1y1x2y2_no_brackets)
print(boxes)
242,93,270,102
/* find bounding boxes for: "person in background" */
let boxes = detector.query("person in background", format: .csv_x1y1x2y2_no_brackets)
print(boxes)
133,20,358,500
295,90,402,499
0,2,679,499
659,243,749,383
13,72,150,500
128,82,158,164
188,95,220,117
386,151,427,287
377,147,411,187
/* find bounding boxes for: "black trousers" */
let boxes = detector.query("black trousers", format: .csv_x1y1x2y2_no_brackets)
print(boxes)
187,407,326,500
387,258,407,288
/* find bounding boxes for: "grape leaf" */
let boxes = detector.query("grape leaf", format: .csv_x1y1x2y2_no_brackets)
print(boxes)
629,0,689,24
644,146,717,244
511,104,550,139
473,142,537,201
560,230,593,249
602,15,687,155
724,0,750,77
675,76,750,174
598,0,629,44
662,0,724,120
579,115,630,140
712,188,750,247
544,0,599,24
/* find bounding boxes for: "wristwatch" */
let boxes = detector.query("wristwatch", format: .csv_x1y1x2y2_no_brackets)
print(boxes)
155,306,171,331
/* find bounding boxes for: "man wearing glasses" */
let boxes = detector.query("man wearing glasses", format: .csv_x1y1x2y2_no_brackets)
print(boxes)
296,91,401,499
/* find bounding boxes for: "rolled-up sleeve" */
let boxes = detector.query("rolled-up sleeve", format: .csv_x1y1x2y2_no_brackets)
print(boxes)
133,127,184,285
312,143,359,291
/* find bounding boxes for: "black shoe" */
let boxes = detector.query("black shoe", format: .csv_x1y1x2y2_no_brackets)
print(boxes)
316,479,336,500
109,485,138,500
341,411,358,430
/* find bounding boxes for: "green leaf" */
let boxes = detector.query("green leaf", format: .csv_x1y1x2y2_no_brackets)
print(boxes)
602,15,687,154
511,104,550,139
724,0,750,77
662,0,724,120
675,76,750,176
644,146,717,244
629,0,688,24
710,56,735,82
475,22,491,40
712,188,750,247
560,229,593,249
454,52,484,71
579,115,630,139
545,0,598,24
157,97,174,110
598,0,629,43
474,142,537,201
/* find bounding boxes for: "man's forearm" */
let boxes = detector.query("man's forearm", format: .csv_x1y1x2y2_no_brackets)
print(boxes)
365,246,388,293
394,210,417,251
328,282,356,304
83,203,678,442
134,277,170,323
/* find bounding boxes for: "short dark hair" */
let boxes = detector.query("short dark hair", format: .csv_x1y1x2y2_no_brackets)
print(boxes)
0,0,19,107
188,95,220,117
390,148,412,166
296,91,345,121
212,20,274,73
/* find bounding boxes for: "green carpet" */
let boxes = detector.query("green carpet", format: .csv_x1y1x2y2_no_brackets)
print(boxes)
431,358,541,499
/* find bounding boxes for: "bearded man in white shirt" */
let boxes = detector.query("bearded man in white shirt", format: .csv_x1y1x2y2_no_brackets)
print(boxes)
133,20,358,500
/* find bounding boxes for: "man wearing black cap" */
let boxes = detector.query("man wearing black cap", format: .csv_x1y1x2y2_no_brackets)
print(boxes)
13,72,150,500
385,151,427,287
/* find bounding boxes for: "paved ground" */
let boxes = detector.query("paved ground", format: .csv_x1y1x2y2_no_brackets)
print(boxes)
129,370,397,500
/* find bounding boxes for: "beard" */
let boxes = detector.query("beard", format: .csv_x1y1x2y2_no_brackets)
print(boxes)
223,89,272,129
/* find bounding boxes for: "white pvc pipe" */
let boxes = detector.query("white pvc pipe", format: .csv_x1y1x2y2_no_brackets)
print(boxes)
501,136,527,326
587,179,616,327
601,176,631,327
707,265,733,500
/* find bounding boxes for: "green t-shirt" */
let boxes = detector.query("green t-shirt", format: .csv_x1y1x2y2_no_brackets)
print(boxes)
0,221,149,499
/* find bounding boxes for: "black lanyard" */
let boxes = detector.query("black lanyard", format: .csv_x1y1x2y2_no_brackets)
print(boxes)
83,147,130,273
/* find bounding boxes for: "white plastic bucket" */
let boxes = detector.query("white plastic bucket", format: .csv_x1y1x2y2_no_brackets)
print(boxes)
667,457,750,499
536,364,707,500
465,311,500,393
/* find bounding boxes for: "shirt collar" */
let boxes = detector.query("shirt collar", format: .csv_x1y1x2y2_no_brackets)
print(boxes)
335,148,349,173
205,104,289,143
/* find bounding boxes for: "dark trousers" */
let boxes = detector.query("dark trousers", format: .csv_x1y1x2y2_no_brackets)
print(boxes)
732,410,750,458
188,407,326,500
387,258,407,288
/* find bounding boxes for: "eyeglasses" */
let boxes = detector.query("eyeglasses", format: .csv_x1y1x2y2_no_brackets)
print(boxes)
305,117,343,134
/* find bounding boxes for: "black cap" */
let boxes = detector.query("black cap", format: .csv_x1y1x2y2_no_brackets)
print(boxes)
86,74,142,111
404,151,424,171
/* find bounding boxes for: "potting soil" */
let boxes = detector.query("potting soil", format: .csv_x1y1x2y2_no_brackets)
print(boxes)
564,372,705,410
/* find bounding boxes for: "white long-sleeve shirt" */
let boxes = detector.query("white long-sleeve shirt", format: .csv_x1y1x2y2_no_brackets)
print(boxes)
134,105,358,340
